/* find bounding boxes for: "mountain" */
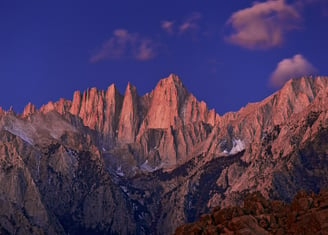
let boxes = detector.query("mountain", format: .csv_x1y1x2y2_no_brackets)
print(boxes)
0,74,328,234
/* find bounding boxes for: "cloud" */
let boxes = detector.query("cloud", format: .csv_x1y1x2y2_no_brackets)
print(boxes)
270,54,317,87
133,39,157,61
90,29,158,63
179,12,202,34
161,12,202,36
225,0,301,49
161,20,174,34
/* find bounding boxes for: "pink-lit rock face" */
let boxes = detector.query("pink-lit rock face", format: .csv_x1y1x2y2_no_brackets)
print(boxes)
141,74,187,129
209,76,328,155
117,83,139,143
8,75,328,166
69,90,82,116
139,74,217,130
103,84,123,139
12,75,328,169
1,74,328,234
39,98,71,116
22,102,36,118
20,74,217,167
69,84,123,139
73,87,105,130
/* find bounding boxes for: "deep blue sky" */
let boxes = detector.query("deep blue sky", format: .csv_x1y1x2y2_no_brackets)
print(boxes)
1,0,327,114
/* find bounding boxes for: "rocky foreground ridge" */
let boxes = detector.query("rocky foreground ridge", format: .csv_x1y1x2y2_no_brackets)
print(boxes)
175,189,328,234
0,74,328,234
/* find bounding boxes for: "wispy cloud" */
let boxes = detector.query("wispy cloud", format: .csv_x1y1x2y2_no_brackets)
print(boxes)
161,12,202,36
270,54,317,87
161,20,174,34
90,29,158,63
225,0,301,49
208,59,223,74
179,12,202,34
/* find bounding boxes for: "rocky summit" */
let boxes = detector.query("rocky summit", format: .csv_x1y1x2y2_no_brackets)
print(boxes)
0,74,328,234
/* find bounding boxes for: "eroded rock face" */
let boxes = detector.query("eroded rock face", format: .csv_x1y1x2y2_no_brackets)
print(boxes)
0,75,328,234
174,189,328,235
22,102,36,118
0,121,135,235
117,83,139,143
22,74,217,169
0,131,65,235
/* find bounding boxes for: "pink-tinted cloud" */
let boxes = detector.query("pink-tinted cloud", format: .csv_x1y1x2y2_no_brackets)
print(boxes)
179,12,202,34
161,12,202,36
225,0,301,49
90,29,158,63
270,54,317,87
161,20,174,34
133,39,157,61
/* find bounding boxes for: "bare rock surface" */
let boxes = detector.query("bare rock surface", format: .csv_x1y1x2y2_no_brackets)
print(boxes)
0,75,328,234
174,189,328,235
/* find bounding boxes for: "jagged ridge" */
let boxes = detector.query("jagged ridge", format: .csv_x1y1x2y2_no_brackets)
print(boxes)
20,74,218,170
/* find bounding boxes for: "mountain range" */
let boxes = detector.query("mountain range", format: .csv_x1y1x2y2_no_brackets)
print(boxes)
0,74,328,234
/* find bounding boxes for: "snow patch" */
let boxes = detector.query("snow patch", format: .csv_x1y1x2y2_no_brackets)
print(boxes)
116,166,124,176
222,138,245,155
120,186,128,193
140,160,161,172
4,125,34,145
229,139,245,155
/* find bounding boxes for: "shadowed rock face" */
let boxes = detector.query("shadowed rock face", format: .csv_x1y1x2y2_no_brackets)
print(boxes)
0,74,328,234
174,189,328,235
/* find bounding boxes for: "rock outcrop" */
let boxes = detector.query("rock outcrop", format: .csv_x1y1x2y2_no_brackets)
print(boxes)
117,83,139,143
175,189,328,235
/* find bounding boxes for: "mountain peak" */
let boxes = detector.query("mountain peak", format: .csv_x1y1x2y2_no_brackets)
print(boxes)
106,83,119,95
276,76,328,113
117,82,139,143
166,73,182,83
124,82,137,96
22,102,36,118
281,76,328,95
0,106,4,116
156,73,185,92
140,74,188,129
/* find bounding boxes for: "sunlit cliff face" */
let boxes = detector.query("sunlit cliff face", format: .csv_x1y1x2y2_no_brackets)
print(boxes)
0,75,328,234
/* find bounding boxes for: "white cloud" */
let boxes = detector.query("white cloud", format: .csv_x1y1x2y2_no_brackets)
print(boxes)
225,0,301,49
90,29,158,63
270,54,317,87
